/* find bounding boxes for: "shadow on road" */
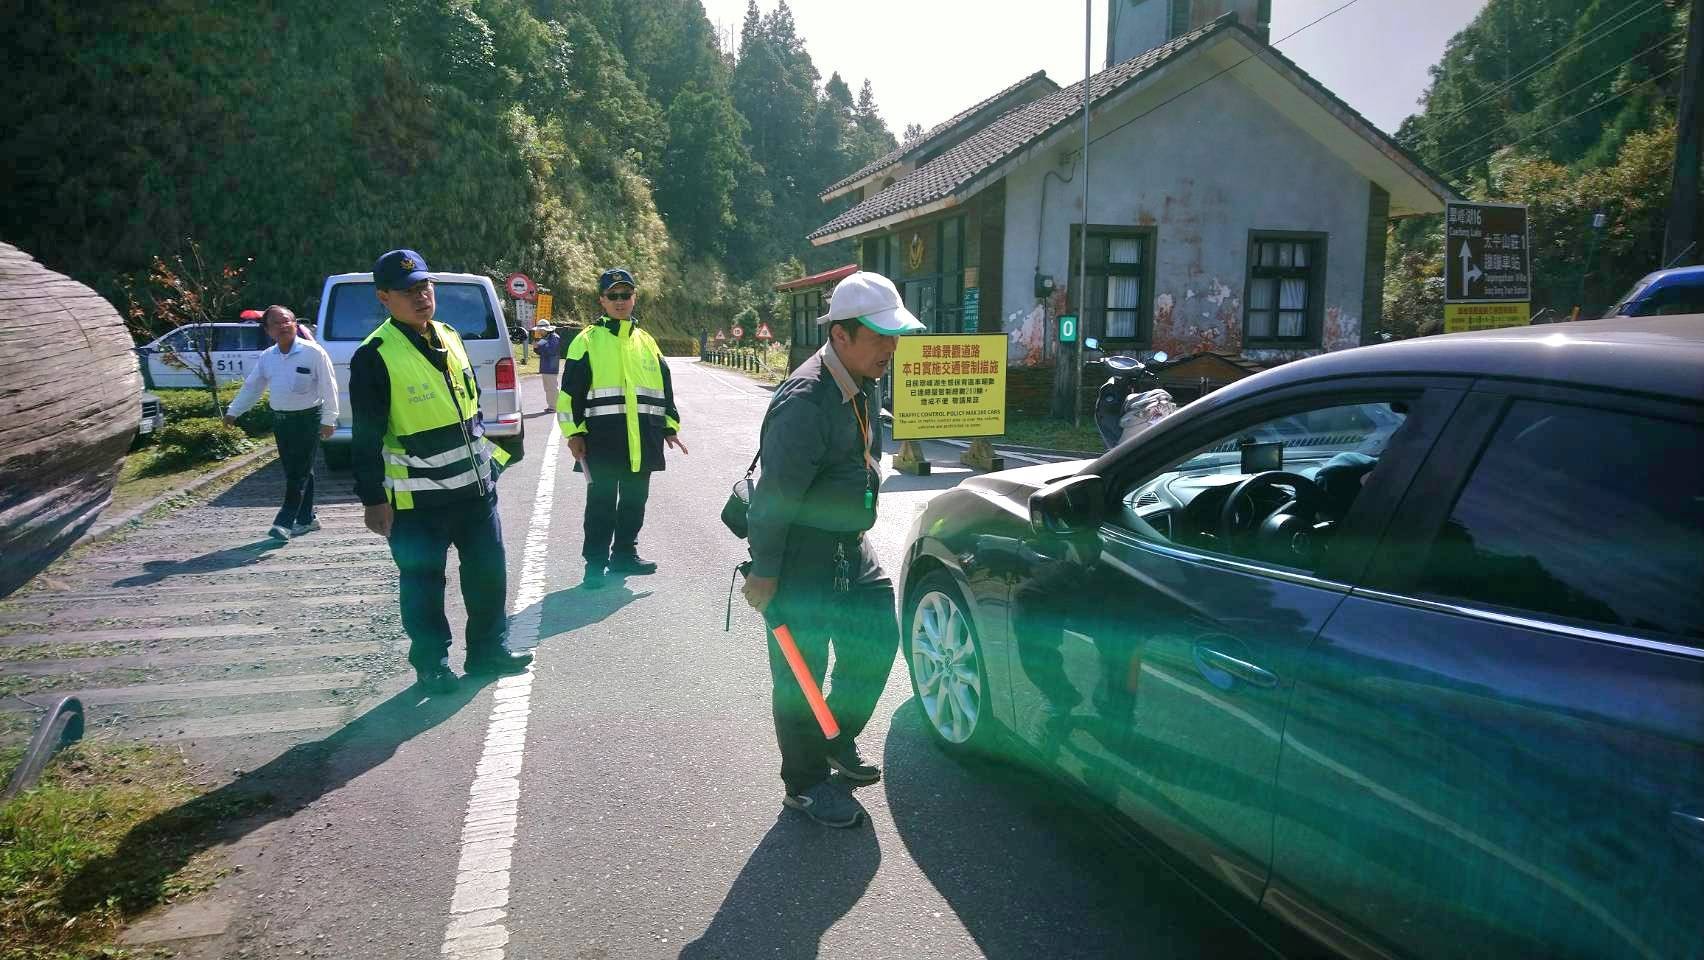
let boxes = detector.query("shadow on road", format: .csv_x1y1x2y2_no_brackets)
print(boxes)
111,539,286,587
57,680,487,918
677,813,880,960
511,583,648,651
880,698,1269,959
879,464,979,495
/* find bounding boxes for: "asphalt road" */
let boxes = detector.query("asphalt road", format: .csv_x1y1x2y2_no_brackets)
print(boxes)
11,359,1274,959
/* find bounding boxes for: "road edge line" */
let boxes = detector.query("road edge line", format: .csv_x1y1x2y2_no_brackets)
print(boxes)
440,423,560,959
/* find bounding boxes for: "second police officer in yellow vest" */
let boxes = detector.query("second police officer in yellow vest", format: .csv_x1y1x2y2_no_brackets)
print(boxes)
558,268,688,588
352,249,533,694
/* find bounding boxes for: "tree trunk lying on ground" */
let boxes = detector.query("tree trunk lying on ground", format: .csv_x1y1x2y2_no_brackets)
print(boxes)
0,241,140,597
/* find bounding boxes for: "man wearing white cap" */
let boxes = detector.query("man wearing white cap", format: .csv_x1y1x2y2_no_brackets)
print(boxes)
741,271,925,828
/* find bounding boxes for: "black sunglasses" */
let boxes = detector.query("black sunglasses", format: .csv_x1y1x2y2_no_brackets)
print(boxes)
603,290,634,301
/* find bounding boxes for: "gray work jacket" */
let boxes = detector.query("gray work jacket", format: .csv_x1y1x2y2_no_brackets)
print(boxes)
746,344,882,579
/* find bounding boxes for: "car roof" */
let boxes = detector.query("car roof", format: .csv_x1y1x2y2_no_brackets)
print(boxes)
1216,315,1704,404
1638,265,1704,286
322,272,490,284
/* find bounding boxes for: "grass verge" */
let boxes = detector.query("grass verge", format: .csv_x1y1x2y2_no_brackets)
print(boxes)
0,740,257,960
994,413,1102,455
108,454,239,517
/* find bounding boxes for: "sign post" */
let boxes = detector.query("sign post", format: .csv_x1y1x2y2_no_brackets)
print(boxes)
1444,201,1531,333
890,334,1009,475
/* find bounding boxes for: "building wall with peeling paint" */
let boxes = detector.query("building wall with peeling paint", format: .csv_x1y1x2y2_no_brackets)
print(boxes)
1000,71,1372,368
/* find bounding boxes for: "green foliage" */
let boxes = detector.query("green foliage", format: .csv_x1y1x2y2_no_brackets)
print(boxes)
1384,0,1694,333
148,418,254,472
0,0,900,337
153,385,273,437
653,335,701,357
1384,120,1684,334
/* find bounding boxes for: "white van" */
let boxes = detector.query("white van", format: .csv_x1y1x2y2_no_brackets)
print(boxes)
315,272,523,466
137,322,275,388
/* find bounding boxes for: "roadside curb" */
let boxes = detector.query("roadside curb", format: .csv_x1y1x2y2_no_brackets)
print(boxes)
76,445,278,549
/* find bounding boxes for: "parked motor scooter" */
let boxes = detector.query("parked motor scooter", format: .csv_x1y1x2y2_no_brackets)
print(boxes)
1084,338,1177,449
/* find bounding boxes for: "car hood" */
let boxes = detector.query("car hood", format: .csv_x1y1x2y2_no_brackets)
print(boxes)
960,458,1092,503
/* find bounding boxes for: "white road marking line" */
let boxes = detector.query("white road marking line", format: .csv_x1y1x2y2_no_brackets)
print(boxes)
441,423,560,960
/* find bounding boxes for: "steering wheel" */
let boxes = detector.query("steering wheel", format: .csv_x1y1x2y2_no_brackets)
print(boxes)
1217,471,1324,558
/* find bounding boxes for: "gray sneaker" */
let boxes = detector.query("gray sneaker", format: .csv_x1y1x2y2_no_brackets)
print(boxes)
782,781,865,828
267,524,291,541
291,518,321,536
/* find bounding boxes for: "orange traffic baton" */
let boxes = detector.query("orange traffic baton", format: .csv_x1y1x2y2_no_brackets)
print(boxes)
771,624,840,740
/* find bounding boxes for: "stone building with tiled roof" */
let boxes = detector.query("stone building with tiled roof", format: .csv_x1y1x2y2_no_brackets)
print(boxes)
805,0,1454,401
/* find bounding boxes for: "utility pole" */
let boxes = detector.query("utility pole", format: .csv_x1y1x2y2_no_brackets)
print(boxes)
1664,0,1702,267
1074,0,1091,428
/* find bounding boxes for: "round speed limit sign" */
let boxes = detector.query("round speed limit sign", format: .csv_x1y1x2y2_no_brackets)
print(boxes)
505,272,537,301
730,325,745,339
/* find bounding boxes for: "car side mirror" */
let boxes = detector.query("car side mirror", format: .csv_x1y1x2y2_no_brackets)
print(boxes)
1029,475,1106,536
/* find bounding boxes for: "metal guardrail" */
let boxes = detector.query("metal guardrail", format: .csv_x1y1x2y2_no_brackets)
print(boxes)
702,350,772,374
1,695,85,803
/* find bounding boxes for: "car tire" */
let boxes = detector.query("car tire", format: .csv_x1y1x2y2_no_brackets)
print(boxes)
321,444,351,471
904,570,997,754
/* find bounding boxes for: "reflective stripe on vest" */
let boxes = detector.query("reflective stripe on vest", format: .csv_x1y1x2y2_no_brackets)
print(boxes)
363,319,509,509
555,319,674,471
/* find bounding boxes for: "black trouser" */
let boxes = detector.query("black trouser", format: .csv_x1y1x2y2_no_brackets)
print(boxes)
766,530,899,796
388,491,511,670
582,466,651,564
272,407,322,528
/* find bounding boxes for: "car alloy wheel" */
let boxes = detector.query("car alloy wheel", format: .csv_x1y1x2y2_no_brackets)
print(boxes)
909,581,984,745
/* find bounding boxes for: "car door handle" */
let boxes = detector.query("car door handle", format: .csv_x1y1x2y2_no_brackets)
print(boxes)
1192,645,1278,689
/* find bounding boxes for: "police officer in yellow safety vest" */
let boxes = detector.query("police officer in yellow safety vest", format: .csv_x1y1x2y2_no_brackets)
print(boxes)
351,249,533,694
559,267,687,589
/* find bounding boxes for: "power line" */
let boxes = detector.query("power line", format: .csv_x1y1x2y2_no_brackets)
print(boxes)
1441,60,1684,180
1430,30,1680,168
1088,0,1374,150
1418,0,1668,135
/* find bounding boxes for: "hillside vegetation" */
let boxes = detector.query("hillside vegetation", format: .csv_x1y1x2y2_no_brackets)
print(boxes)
1384,0,1696,334
0,0,895,338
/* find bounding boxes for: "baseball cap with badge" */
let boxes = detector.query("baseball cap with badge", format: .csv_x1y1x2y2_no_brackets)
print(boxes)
817,271,926,335
598,267,636,292
373,249,431,290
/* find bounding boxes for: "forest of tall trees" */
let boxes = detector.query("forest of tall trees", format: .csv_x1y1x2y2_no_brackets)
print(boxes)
1384,0,1696,336
0,0,898,337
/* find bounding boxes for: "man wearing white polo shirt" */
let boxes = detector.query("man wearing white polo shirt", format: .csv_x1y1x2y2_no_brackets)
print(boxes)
225,305,338,540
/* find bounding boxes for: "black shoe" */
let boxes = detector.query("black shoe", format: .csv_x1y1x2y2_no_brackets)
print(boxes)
464,649,533,676
782,781,865,828
607,554,657,575
827,741,881,785
583,563,607,589
414,662,459,694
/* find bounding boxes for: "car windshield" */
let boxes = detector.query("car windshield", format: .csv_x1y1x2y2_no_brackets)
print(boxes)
322,281,499,341
1609,274,1657,315
1171,400,1407,475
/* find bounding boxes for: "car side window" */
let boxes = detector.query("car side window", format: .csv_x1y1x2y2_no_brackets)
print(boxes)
215,326,263,351
1630,280,1704,317
1407,400,1704,642
1114,399,1410,571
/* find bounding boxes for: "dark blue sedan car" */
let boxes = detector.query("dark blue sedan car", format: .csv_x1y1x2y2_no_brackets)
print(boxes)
898,315,1704,959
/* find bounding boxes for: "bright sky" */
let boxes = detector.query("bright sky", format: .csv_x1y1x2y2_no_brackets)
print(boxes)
697,0,1489,136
